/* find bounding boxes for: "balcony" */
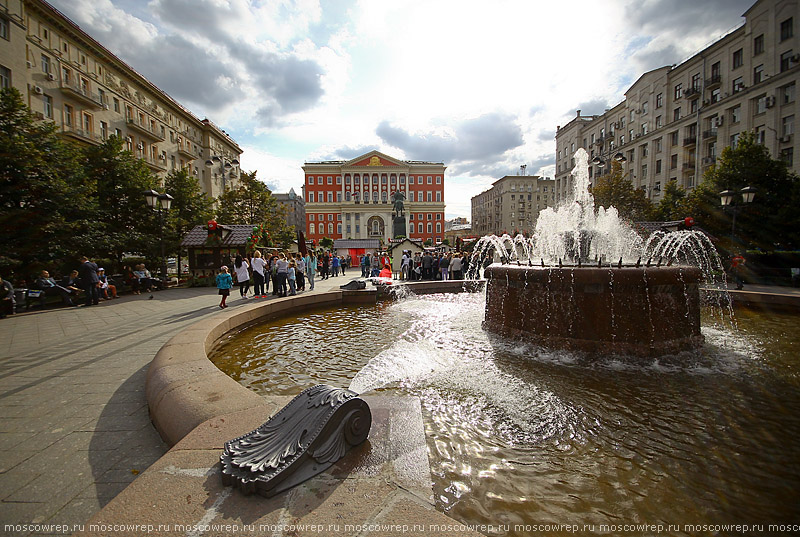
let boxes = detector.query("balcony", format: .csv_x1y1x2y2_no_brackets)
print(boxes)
59,81,104,109
705,74,722,88
682,136,697,147
61,124,103,145
702,129,717,140
127,119,165,141
701,156,716,166
683,87,701,99
176,144,197,160
142,155,167,172
682,161,696,171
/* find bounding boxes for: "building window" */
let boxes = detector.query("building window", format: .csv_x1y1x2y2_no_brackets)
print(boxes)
656,159,662,174
345,176,351,184
733,76,744,93
309,223,315,234
780,17,793,41
780,51,793,72
656,93,663,108
730,132,740,148
754,34,764,55
731,105,741,123
656,115,662,129
381,175,387,184
754,64,764,84
0,18,8,40
642,164,648,179
436,191,441,202
655,137,663,153
337,223,342,234
436,223,442,232
337,192,342,202
427,223,432,233
427,176,432,184
427,191,432,202
673,107,681,121
308,192,315,203
327,176,332,184
309,176,314,185
641,122,648,135
733,48,743,68
336,176,342,184
691,73,701,91
690,99,698,114
63,104,73,126
711,88,721,103
0,65,10,89
783,115,795,137
345,192,351,201
783,83,796,104
41,54,50,74
756,95,767,114
641,144,649,157
670,154,678,169
427,213,432,221
372,175,378,184
327,192,333,202
43,95,53,118
100,120,107,139
328,223,333,234
309,214,315,221
436,176,441,184
781,147,794,167
674,83,682,100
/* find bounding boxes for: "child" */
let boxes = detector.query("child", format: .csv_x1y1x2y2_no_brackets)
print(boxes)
216,266,232,309
288,261,297,296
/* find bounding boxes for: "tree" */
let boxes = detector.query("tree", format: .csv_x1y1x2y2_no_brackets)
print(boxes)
215,171,295,248
703,131,800,250
164,168,214,273
79,136,159,266
0,88,88,276
591,161,655,222
654,180,687,221
319,237,334,250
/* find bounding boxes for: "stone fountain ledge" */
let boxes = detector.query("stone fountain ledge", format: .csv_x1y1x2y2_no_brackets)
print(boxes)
77,284,485,537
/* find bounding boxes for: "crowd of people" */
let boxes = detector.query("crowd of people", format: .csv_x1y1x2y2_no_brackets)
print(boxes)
0,258,165,317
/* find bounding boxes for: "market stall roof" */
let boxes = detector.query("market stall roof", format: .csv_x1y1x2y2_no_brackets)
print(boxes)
333,239,380,249
180,224,255,247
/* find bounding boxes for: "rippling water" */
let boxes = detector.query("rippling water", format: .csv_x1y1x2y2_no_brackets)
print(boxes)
210,292,800,535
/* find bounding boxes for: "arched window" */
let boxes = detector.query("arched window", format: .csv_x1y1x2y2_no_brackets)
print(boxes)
309,223,315,234
345,192,351,201
381,191,388,202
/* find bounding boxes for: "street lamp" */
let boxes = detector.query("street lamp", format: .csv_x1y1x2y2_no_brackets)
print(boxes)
144,189,174,282
591,152,627,169
719,185,756,243
205,155,240,192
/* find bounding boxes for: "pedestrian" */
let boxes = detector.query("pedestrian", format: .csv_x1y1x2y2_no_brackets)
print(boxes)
361,254,370,278
440,253,450,281
251,250,267,297
0,274,15,318
216,265,232,308
332,254,340,277
305,250,317,290
370,252,380,277
731,253,746,290
276,253,289,297
270,255,280,295
421,252,433,280
322,253,330,280
295,253,306,291
401,251,410,280
233,255,250,298
340,256,346,276
288,261,297,296
450,254,463,280
78,256,100,306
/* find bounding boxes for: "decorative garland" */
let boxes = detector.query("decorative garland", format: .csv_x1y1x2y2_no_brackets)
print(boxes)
246,223,272,251
206,219,222,246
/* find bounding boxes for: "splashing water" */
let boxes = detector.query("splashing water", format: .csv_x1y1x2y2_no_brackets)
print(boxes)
466,148,730,289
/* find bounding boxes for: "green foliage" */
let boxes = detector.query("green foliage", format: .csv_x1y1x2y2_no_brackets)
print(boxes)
441,238,450,245
0,88,89,275
215,171,295,248
424,239,433,246
702,131,800,250
591,161,655,222
164,168,214,258
319,237,334,250
79,135,159,266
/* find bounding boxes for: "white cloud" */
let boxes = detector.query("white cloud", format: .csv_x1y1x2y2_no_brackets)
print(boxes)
51,0,753,220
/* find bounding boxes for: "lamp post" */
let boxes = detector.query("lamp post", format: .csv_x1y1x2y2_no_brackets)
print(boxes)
719,185,756,243
591,151,627,172
205,155,240,192
144,189,174,282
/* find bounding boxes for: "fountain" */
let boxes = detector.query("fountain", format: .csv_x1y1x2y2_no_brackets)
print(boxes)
473,148,727,356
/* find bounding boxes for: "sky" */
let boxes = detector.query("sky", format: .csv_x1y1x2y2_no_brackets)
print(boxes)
50,0,754,219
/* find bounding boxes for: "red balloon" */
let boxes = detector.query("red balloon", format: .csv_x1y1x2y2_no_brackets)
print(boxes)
684,217,695,228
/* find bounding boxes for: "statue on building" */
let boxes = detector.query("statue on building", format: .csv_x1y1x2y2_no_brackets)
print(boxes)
391,191,406,238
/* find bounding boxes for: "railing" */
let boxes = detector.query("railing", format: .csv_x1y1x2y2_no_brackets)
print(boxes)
702,129,718,140
59,81,104,108
61,124,103,144
705,74,722,87
682,136,697,147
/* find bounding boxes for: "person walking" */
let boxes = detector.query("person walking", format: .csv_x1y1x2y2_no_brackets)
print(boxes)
233,255,250,299
450,254,463,280
340,256,346,276
361,254,370,278
276,253,289,297
370,252,380,277
216,265,232,308
251,250,267,297
332,254,340,277
440,253,450,281
321,253,330,280
422,252,433,280
295,253,306,291
78,256,100,306
305,251,317,290
288,261,297,296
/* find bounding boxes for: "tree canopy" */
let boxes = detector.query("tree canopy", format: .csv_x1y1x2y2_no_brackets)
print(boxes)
590,161,654,222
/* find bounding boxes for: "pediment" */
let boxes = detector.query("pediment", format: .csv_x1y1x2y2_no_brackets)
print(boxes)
346,150,404,168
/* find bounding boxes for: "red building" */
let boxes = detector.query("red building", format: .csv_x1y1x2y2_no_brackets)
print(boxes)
302,151,446,246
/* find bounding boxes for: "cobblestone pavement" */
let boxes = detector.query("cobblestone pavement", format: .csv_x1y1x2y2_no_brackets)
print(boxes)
0,275,350,536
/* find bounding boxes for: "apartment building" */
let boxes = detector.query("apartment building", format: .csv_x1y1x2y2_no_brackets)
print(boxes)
273,188,306,232
555,0,797,203
471,175,556,236
0,0,242,198
302,150,446,244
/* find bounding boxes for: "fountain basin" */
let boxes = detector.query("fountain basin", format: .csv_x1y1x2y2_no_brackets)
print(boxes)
484,264,703,356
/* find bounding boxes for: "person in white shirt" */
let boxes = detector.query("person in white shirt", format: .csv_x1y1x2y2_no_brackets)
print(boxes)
251,250,268,297
276,253,289,297
233,255,250,298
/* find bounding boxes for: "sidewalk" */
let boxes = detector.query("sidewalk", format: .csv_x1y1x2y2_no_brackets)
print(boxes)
0,274,352,536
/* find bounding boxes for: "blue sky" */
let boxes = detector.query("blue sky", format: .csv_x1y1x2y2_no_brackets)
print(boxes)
51,0,753,218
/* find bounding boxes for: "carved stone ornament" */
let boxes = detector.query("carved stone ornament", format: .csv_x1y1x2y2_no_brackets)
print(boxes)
220,385,371,497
